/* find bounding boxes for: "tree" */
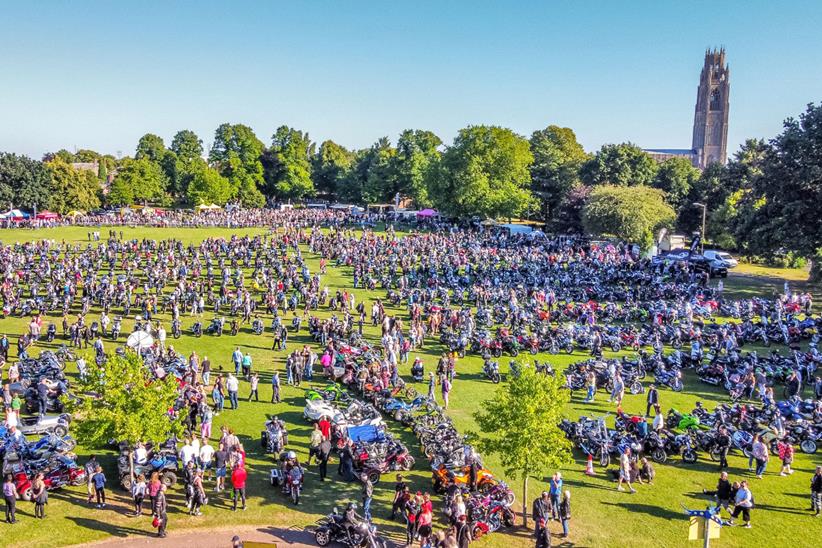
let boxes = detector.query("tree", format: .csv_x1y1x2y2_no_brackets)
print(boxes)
65,351,184,482
582,185,676,249
108,157,169,205
209,123,266,205
135,133,166,163
472,366,572,527
312,140,354,198
580,143,658,187
362,137,397,204
170,130,204,164
186,160,232,206
0,152,52,210
734,103,822,278
394,129,442,207
45,158,101,213
529,126,588,222
263,126,315,201
652,156,699,209
431,126,535,219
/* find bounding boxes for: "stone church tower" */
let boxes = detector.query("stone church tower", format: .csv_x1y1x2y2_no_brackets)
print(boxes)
691,48,730,168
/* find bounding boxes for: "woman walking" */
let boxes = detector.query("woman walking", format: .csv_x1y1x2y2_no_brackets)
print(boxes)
190,470,205,516
32,472,47,519
559,490,571,538
212,375,225,414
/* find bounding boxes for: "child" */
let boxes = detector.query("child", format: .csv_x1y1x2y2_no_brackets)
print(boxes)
778,440,794,476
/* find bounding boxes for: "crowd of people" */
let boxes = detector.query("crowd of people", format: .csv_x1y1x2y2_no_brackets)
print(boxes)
0,208,819,546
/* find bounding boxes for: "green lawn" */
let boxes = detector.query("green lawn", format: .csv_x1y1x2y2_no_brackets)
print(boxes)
0,226,819,548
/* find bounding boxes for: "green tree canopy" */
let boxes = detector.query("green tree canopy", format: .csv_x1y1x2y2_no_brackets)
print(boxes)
209,123,266,206
66,351,184,449
651,156,700,209
529,125,588,222
312,140,354,198
473,366,572,526
362,137,397,204
171,130,204,164
431,125,535,219
263,126,315,201
580,143,658,187
108,157,169,206
394,129,442,207
186,160,232,206
582,185,675,249
135,133,166,163
45,158,101,213
0,152,52,210
736,103,822,277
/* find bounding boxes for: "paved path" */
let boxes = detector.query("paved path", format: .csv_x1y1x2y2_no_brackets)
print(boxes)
81,525,315,548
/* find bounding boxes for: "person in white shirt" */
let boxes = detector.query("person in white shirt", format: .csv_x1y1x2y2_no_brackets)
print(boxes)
226,374,240,410
134,442,148,465
199,442,215,476
180,439,197,467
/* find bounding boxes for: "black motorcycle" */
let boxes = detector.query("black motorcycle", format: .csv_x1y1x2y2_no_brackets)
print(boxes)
314,509,385,548
482,359,501,383
191,321,202,337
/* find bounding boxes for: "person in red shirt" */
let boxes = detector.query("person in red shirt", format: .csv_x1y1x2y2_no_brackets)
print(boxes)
318,416,331,440
231,464,247,511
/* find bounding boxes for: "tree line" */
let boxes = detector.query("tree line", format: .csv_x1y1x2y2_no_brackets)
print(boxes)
0,103,820,272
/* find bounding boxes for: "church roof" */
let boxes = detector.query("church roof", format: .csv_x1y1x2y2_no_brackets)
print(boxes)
643,148,694,155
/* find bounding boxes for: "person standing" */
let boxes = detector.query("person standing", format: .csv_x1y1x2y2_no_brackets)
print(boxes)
307,423,323,465
362,474,374,522
214,443,228,492
231,464,247,511
271,370,281,403
92,465,107,508
455,514,472,548
716,426,731,470
248,372,259,401
441,376,452,409
201,355,211,386
645,384,659,417
318,437,331,482
617,449,636,494
729,480,753,528
132,474,147,516
232,347,243,376
153,484,168,538
3,474,18,523
548,473,562,520
535,518,551,548
226,373,239,410
751,435,769,479
32,472,47,519
242,353,252,379
584,368,596,402
778,440,794,476
559,490,571,538
531,491,551,534
811,466,822,516
85,455,98,504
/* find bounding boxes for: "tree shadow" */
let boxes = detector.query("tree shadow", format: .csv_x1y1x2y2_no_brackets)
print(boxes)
66,516,155,538
601,501,683,520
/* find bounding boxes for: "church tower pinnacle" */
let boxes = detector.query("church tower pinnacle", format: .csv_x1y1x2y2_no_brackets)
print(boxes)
691,47,730,168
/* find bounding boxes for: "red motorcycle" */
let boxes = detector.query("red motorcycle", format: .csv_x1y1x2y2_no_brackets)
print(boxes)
357,441,416,484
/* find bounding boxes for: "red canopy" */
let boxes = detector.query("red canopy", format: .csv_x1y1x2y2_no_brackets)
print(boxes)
35,211,60,220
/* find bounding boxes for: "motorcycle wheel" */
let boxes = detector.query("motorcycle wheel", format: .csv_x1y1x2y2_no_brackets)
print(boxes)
651,448,667,464
800,439,817,454
492,348,502,358
565,345,574,355
503,511,515,528
366,470,381,484
709,449,721,462
672,379,684,392
291,487,300,505
402,456,416,471
530,347,538,355
598,450,610,468
769,439,781,456
173,332,181,339
492,374,500,384
682,450,698,464
504,491,515,506
629,381,643,395
54,424,68,437
510,348,519,357
459,349,466,358
161,471,177,487
315,529,331,547
611,343,621,352
21,487,32,501
471,525,486,540
120,475,133,491
404,387,417,399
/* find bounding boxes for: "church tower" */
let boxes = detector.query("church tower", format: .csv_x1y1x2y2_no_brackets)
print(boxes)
691,48,730,168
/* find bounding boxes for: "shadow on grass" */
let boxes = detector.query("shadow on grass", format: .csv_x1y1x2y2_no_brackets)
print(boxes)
66,516,155,538
601,501,683,520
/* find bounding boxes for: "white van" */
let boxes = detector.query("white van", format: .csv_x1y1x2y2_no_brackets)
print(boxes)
703,250,738,268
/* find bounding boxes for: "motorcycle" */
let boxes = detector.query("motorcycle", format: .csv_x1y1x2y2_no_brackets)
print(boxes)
191,321,202,337
314,509,385,548
482,359,501,383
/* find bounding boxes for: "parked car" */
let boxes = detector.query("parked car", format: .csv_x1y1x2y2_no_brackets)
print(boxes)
703,250,739,268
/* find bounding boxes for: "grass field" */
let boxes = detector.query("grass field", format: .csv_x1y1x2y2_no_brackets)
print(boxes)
0,226,819,548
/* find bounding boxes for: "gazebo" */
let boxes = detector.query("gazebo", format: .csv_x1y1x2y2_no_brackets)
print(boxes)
416,208,438,219
35,211,60,220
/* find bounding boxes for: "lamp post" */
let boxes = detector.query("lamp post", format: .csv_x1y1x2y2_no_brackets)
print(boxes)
693,202,707,254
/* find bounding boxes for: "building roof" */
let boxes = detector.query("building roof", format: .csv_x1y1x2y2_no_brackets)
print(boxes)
643,148,694,155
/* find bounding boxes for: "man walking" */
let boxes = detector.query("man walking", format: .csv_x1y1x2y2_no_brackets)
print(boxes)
271,370,281,403
645,383,659,417
226,373,239,410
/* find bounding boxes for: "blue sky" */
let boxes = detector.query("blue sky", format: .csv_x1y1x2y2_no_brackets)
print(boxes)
1,1,820,159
